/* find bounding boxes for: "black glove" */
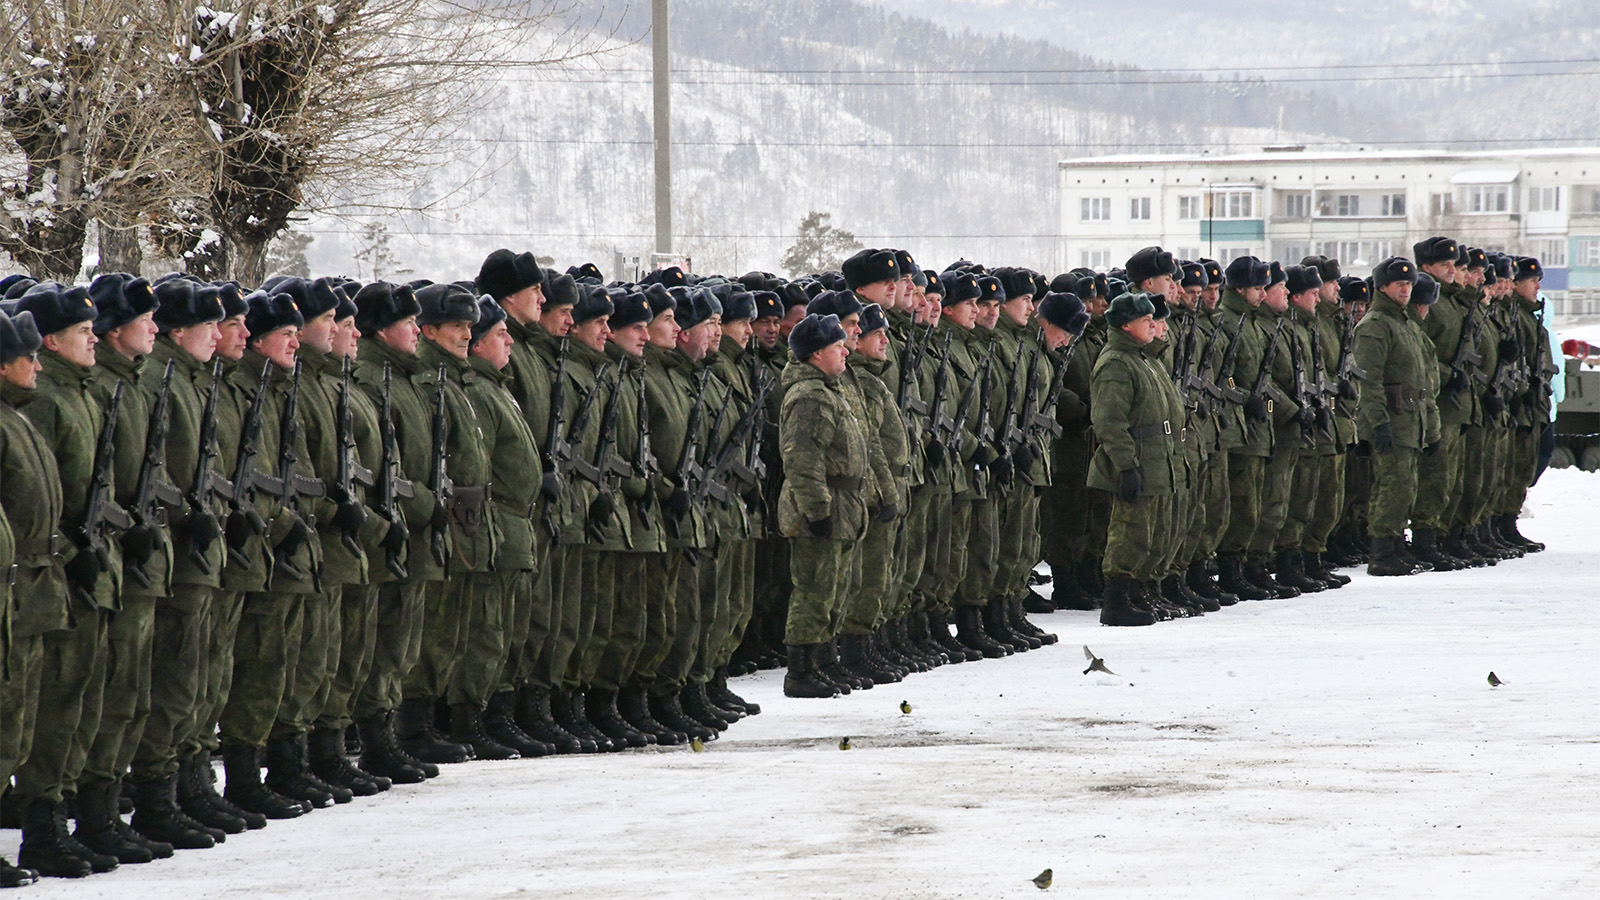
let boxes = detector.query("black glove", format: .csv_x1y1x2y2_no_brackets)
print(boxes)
1011,443,1036,472
275,513,311,559
1373,422,1395,454
1354,440,1373,458
971,444,996,467
807,517,833,538
989,454,1014,486
1499,338,1519,359
1482,393,1505,417
588,491,617,527
332,500,367,537
875,503,899,524
664,486,691,520
540,470,562,502
1295,405,1315,428
188,507,222,550
924,441,946,469
429,499,452,532
1315,407,1333,431
64,545,105,590
121,523,161,570
1447,368,1469,392
1117,468,1142,503
378,516,409,554
1338,380,1359,403
1423,441,1439,457
1244,393,1269,422
225,510,256,552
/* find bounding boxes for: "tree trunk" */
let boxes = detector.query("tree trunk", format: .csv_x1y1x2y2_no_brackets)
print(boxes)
97,217,143,275
224,233,269,288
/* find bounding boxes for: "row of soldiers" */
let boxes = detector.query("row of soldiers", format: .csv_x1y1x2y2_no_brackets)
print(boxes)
1073,240,1554,627
0,244,1091,885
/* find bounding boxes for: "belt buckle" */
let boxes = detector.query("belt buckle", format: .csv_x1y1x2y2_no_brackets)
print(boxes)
1267,399,1275,414
1162,420,1171,435
1180,427,1188,442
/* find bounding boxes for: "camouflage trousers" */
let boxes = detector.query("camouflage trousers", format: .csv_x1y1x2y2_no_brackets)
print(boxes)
594,553,650,691
190,589,245,756
1219,453,1267,558
1367,446,1421,540
15,605,107,803
314,582,380,732
1494,426,1539,516
1278,453,1324,552
784,536,856,646
0,630,43,792
892,482,932,619
841,518,899,636
402,577,473,701
1413,423,1466,532
273,582,343,739
220,591,303,748
131,591,208,782
447,573,512,708
83,594,154,784
913,484,955,615
653,548,705,691
994,485,1039,602
1248,437,1300,564
1102,489,1174,583
1455,425,1501,529
706,539,755,680
352,580,426,721
1303,453,1347,553
630,552,678,687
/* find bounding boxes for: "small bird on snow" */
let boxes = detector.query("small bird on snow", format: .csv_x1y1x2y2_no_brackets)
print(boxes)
1082,645,1116,676
1487,672,1504,687
899,700,912,715
690,736,705,752
1031,868,1053,890
838,736,852,751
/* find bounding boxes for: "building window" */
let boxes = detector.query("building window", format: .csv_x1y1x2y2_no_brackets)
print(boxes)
1079,249,1112,270
1430,193,1453,216
1529,186,1560,213
1175,247,1201,262
1576,239,1600,267
1080,197,1111,221
1315,240,1394,268
1381,193,1405,217
1217,247,1254,264
1275,243,1309,264
1177,196,1203,220
1281,192,1310,219
1207,191,1255,219
1129,197,1151,221
1530,238,1567,268
1463,185,1510,214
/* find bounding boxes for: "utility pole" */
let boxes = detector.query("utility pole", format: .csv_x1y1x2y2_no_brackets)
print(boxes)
652,0,672,258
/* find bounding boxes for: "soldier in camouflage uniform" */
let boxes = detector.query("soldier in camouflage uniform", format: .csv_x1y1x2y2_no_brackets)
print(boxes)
1272,265,1339,594
1213,257,1278,602
1492,257,1554,553
1295,257,1358,586
1409,238,1476,571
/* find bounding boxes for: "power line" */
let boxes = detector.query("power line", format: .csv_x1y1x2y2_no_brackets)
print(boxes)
537,56,1600,75
300,229,1061,239
435,136,1600,149
491,69,1600,86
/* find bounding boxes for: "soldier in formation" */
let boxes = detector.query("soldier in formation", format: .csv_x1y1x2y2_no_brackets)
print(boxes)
0,233,1557,882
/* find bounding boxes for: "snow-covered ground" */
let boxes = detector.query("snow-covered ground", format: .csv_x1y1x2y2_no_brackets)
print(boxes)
11,469,1599,898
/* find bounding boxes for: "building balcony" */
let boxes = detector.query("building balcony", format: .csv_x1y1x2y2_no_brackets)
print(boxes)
1200,220,1265,242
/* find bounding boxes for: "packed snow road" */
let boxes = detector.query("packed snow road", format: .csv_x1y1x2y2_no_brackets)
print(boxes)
14,470,1599,898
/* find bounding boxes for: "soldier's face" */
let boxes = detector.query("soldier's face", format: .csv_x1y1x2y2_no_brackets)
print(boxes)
1001,297,1032,327
919,298,942,325
723,318,754,347
1382,281,1413,305
977,302,1001,329
1318,282,1340,306
300,310,336,354
839,314,861,350
610,322,649,358
540,304,574,337
677,321,713,360
1141,274,1175,299
215,315,249,361
332,317,360,359
106,311,159,359
1151,317,1168,340
856,280,894,305
0,353,40,389
1201,286,1220,309
1122,315,1155,344
1514,278,1541,302
648,308,680,349
1042,323,1072,351
753,316,780,349
571,316,610,355
810,340,848,376
470,320,513,370
1086,295,1109,316
946,300,978,329
45,321,97,368
908,285,927,312
423,321,473,360
1291,290,1318,314
859,329,890,361
172,320,221,364
378,316,420,356
1240,286,1265,306
1181,286,1202,308
503,284,544,324
706,314,723,347
1264,284,1289,312
252,326,300,369
779,304,806,339
1422,262,1455,284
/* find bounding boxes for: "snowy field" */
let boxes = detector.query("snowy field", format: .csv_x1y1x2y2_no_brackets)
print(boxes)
12,469,1600,899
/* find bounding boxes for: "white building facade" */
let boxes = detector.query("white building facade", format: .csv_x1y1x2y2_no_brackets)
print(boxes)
1057,147,1600,319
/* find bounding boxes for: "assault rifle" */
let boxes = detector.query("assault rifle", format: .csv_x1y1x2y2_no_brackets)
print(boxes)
1445,306,1485,410
949,334,998,463
540,336,569,502
633,364,660,523
428,364,453,568
270,360,325,585
1209,311,1251,406
224,360,276,570
1001,340,1040,457
923,331,957,459
695,374,733,505
186,359,233,573
1334,308,1366,400
559,363,608,487
897,321,932,432
703,373,776,505
332,356,375,557
75,382,132,603
588,364,633,541
125,361,184,587
672,367,713,525
374,364,415,579
1246,316,1288,432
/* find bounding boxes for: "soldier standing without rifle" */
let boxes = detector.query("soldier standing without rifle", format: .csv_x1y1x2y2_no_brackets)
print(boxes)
12,283,123,877
122,279,233,853
78,274,178,864
0,308,71,883
1022,290,1091,612
346,281,439,782
778,313,871,698
398,284,496,763
1353,257,1441,576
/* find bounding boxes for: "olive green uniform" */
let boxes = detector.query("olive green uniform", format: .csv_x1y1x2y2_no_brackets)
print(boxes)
1353,293,1441,539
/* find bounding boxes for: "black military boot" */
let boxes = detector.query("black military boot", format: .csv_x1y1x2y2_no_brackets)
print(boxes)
484,691,555,758
1168,573,1217,614
1467,522,1508,561
808,643,853,693
1077,560,1105,601
954,606,1009,657
892,618,934,671
983,599,1035,651
1217,555,1271,601
515,685,584,755
1409,528,1459,572
221,741,307,820
1499,514,1544,552
0,858,38,887
107,779,174,859
309,727,389,796
875,621,919,674
1099,575,1156,627
174,753,245,835
1394,535,1432,571
1305,552,1348,588
396,696,473,764
929,610,979,663
821,639,872,690
17,797,94,879
1367,536,1417,576
128,775,216,851
710,667,761,716
783,644,838,698
1245,560,1300,599
1483,519,1522,558
447,702,521,759
585,691,652,749
619,684,686,745
1052,561,1096,611
1275,550,1325,593
839,633,899,683
1010,596,1058,645
71,778,152,865
1023,587,1055,614
265,736,346,807
1446,529,1491,567
357,712,429,783
551,690,614,752
649,688,718,740
679,682,734,730
1187,561,1237,606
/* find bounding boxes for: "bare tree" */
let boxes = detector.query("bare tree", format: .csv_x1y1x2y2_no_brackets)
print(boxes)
780,211,862,277
158,0,614,286
350,220,409,281
264,226,312,278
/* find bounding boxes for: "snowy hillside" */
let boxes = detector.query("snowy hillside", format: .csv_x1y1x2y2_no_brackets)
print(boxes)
17,467,1600,899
